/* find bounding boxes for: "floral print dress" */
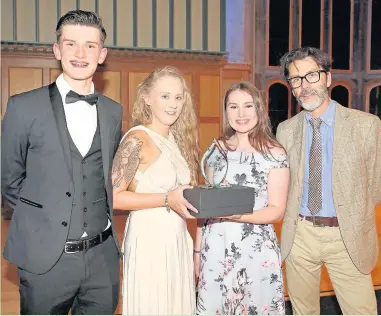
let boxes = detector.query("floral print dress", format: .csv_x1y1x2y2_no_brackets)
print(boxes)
196,150,289,315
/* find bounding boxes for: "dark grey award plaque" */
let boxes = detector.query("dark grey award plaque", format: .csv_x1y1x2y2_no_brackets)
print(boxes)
183,139,254,218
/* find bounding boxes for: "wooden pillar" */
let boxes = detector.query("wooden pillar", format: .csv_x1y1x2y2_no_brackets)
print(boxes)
352,0,368,110
253,0,267,91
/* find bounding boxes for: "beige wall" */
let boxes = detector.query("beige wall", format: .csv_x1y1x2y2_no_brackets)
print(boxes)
0,0,224,52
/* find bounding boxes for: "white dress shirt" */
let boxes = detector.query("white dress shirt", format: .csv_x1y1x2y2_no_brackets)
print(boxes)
56,74,110,237
56,74,97,157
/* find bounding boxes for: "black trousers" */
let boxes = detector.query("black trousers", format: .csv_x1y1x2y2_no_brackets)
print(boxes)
18,235,120,315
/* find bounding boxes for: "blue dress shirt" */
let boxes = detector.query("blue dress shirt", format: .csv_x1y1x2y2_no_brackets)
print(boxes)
300,100,337,217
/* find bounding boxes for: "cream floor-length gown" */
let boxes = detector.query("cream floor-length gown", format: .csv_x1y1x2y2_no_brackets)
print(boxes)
121,125,195,315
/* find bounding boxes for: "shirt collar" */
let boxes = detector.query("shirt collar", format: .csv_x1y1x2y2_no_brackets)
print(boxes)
55,73,95,105
305,99,336,127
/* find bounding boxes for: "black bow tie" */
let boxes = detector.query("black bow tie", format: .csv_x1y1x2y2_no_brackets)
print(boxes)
65,90,98,105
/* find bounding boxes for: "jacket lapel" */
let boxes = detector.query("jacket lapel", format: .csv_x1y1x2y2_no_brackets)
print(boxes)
332,104,351,205
49,83,73,182
96,95,111,183
291,113,306,190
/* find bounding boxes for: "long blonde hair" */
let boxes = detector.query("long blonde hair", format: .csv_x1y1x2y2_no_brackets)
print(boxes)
222,81,282,157
131,66,200,185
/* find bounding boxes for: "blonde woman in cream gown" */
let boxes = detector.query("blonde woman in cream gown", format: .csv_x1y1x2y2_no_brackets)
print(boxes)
112,66,199,315
121,125,195,314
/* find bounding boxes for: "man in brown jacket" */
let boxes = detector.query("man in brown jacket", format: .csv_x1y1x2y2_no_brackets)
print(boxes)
276,47,381,315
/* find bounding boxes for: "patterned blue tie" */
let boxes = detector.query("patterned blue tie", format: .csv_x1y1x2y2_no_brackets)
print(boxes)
308,118,322,215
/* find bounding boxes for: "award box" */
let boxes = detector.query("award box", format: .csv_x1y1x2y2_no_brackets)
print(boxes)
183,139,254,219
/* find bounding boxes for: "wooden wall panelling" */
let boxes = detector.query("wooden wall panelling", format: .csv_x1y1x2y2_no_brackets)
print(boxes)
127,72,150,129
191,73,201,124
199,122,221,159
187,121,221,240
121,71,130,133
184,74,192,90
50,68,61,83
50,69,122,103
373,203,381,287
199,75,220,118
93,71,121,103
42,68,51,86
187,72,222,240
8,68,42,97
1,59,9,119
1,57,60,117
128,72,150,111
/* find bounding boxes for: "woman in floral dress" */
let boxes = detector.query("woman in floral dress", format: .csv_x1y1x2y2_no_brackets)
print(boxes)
194,82,290,315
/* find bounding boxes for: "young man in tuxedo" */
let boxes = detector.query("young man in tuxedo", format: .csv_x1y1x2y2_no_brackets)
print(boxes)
1,10,122,315
277,47,380,315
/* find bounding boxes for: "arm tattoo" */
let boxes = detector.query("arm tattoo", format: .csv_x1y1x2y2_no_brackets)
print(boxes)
112,134,143,188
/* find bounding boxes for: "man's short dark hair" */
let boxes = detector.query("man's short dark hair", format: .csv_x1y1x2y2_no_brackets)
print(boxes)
56,10,107,44
280,47,332,79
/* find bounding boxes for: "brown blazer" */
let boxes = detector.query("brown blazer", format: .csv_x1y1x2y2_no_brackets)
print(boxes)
276,102,381,274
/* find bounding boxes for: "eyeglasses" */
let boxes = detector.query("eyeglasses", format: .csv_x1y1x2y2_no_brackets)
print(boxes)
287,70,327,89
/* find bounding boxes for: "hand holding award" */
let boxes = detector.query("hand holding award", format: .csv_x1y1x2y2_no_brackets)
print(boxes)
183,139,254,218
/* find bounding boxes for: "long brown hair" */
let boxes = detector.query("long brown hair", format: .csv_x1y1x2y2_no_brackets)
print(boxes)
222,81,282,157
131,66,199,185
